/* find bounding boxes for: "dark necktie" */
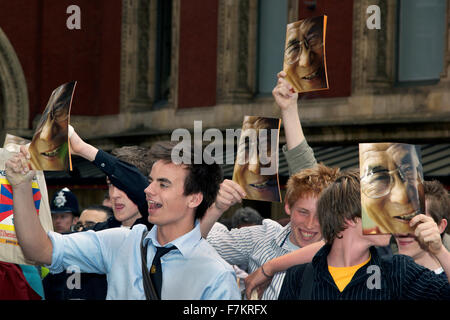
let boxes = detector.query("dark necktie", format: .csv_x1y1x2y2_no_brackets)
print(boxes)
150,246,177,299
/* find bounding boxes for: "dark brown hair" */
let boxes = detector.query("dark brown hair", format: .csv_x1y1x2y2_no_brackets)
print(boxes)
149,141,223,220
424,180,449,234
317,168,361,244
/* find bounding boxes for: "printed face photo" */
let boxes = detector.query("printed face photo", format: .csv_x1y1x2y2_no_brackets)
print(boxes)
360,143,425,235
283,15,328,93
232,116,281,202
29,82,75,171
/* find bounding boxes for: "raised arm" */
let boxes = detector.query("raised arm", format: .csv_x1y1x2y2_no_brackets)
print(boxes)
274,71,317,175
68,125,98,161
273,71,304,150
5,146,53,265
200,179,246,238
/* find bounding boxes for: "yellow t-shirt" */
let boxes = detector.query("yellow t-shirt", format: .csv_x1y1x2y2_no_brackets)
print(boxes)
328,255,371,292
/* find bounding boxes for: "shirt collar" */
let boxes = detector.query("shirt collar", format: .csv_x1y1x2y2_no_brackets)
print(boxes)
312,244,382,270
275,222,293,248
143,220,202,257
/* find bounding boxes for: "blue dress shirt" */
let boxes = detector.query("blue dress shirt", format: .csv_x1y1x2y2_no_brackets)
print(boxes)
46,221,240,300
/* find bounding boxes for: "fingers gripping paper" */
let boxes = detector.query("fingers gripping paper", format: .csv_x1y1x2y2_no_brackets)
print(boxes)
0,139,53,265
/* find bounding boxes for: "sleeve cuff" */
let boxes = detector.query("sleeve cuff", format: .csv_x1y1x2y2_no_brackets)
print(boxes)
93,149,118,176
44,231,65,273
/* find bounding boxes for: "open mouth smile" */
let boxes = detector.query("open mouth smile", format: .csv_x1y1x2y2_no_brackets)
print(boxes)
41,145,62,158
249,179,277,190
302,69,320,80
299,229,317,240
148,199,163,210
393,210,420,222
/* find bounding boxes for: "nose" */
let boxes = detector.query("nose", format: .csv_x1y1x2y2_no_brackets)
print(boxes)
389,176,409,204
39,118,54,141
247,149,260,175
305,214,316,230
144,181,156,196
298,44,311,67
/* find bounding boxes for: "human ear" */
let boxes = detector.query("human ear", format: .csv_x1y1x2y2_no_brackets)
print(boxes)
188,193,203,209
438,218,447,235
284,202,291,217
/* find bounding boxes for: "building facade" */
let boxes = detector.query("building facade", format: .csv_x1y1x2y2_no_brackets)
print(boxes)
0,0,449,218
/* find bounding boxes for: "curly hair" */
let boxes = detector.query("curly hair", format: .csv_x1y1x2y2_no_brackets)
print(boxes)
149,140,223,220
285,163,340,209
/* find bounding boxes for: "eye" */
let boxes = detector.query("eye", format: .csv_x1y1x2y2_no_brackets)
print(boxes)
369,173,390,184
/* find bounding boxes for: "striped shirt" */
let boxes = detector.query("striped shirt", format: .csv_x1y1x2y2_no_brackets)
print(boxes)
279,245,450,300
207,220,296,299
206,140,317,300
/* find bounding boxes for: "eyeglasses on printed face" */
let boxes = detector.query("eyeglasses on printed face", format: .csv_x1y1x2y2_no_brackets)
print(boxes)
361,164,418,199
284,33,322,65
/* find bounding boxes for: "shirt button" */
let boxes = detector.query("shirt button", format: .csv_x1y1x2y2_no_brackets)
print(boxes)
101,163,105,168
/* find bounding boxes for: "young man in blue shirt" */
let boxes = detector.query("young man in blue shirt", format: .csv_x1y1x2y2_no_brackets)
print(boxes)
6,141,241,300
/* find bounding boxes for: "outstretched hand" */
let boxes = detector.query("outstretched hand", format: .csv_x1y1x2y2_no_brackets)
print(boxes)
272,71,298,112
5,145,36,187
68,125,84,156
244,266,272,300
214,179,246,212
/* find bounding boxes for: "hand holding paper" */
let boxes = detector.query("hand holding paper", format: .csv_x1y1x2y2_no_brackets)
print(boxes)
283,15,329,93
5,146,35,187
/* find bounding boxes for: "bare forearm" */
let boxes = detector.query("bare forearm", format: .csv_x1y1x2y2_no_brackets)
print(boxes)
12,183,53,265
265,240,324,275
281,106,305,151
200,205,223,238
69,130,98,162
77,140,98,162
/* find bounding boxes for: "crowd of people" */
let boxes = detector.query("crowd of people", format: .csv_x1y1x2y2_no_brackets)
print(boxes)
1,72,449,300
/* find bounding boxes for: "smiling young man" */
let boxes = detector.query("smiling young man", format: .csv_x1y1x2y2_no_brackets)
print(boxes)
203,72,338,299
6,141,240,300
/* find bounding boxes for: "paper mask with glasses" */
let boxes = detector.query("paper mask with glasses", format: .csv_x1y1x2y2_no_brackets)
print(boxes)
360,142,425,235
283,15,329,93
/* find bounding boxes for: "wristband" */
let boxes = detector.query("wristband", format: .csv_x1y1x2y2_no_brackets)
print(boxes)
261,264,273,279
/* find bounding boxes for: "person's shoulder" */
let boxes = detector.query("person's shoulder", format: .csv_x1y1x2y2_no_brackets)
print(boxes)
285,263,309,280
96,224,145,240
253,219,286,232
193,238,236,272
278,263,309,300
